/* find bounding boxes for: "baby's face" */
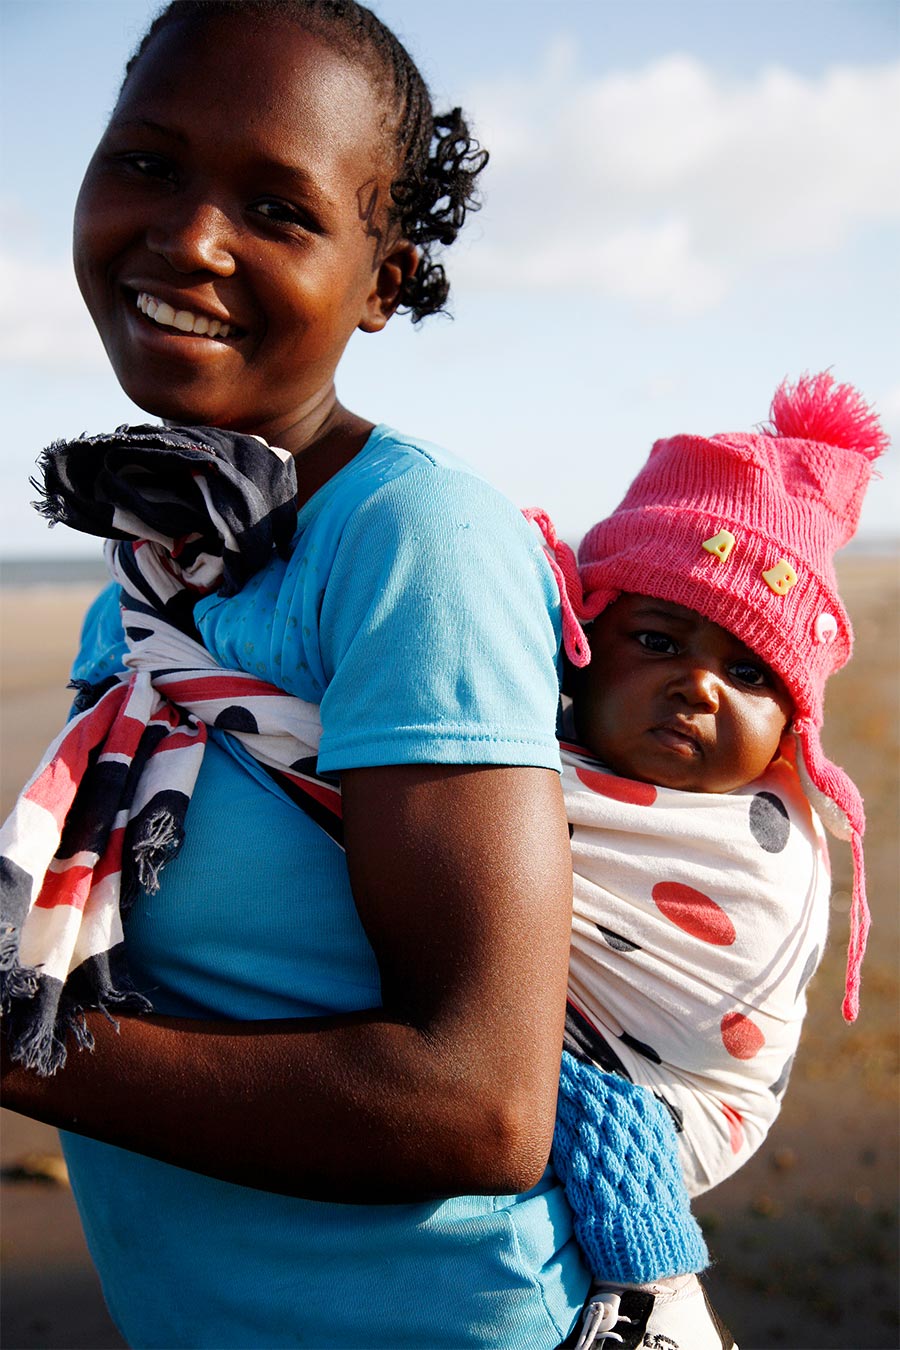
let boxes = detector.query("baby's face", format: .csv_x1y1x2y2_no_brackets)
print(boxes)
572,595,793,793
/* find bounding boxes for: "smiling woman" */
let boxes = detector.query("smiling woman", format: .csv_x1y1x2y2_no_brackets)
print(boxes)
0,3,599,1347
72,15,415,455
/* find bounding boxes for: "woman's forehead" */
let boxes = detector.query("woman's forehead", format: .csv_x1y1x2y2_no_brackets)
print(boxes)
117,13,394,177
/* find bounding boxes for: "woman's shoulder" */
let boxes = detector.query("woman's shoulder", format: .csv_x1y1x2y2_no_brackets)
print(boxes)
311,424,531,536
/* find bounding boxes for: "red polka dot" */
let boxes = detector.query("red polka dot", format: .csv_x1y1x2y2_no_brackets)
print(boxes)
721,1102,744,1153
576,767,657,805
651,882,736,945
721,1012,766,1060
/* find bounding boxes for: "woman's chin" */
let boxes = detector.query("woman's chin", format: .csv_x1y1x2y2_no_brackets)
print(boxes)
116,380,239,432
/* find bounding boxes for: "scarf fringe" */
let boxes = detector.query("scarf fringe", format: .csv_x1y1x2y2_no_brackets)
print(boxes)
2,961,153,1076
29,445,69,526
131,808,185,897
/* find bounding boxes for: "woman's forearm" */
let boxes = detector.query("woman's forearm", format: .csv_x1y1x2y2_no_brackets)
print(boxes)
4,765,574,1203
3,1004,548,1201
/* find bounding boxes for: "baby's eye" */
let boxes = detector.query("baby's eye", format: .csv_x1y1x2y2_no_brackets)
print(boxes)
728,660,769,688
635,630,678,654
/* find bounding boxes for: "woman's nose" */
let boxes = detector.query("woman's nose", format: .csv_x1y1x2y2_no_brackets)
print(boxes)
146,197,236,276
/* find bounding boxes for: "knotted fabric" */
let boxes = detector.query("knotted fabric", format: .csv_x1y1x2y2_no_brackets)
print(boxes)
0,425,342,1076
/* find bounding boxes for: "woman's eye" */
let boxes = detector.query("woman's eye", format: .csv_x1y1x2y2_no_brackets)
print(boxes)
729,661,768,688
117,152,175,181
251,198,317,231
635,630,677,654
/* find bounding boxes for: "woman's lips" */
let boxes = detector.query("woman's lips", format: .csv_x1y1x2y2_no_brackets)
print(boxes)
134,290,241,340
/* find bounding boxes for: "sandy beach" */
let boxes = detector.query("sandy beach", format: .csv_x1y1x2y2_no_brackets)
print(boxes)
1,558,898,1350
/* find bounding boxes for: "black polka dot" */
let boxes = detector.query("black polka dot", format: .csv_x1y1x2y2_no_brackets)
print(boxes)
214,706,258,734
796,945,821,999
597,925,640,952
749,792,790,853
290,755,318,774
769,1053,795,1097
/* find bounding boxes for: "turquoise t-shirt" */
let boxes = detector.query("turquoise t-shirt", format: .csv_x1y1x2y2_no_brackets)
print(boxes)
61,426,590,1348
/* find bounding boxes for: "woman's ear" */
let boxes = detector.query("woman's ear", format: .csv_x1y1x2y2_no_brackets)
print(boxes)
359,242,419,333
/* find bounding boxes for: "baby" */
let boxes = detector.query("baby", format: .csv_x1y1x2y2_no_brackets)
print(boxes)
529,372,886,1349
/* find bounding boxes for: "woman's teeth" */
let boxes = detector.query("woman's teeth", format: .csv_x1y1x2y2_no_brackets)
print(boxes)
136,292,233,338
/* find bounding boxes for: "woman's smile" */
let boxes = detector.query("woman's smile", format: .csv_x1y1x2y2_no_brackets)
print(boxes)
135,291,241,340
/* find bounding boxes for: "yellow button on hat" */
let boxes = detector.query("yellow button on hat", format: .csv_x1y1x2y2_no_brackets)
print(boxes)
702,529,736,562
762,560,798,595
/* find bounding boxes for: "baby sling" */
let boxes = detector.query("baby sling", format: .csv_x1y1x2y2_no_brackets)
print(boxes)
0,424,344,1076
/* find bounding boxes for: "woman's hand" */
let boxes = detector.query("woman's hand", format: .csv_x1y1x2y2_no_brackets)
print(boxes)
2,763,573,1202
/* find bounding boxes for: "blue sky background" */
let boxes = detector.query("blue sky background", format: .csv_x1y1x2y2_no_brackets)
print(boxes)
2,0,898,557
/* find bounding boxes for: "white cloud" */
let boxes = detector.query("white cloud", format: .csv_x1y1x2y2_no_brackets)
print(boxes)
459,51,900,313
0,247,107,371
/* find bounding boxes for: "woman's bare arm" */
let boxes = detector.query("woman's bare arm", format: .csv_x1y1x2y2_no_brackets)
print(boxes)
2,764,573,1202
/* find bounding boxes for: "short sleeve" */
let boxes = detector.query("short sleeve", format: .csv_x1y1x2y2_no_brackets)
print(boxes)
316,463,562,773
69,582,127,685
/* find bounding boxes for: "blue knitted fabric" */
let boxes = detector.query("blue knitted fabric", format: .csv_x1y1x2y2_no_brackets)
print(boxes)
553,1050,709,1284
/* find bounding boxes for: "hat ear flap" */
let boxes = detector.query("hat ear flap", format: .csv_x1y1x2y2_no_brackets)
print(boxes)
789,721,869,1024
790,728,853,841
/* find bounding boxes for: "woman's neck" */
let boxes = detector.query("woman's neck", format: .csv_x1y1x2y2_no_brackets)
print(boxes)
287,400,375,508
258,387,375,508
165,385,375,510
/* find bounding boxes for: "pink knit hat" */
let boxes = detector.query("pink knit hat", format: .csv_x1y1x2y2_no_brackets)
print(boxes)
527,372,889,1022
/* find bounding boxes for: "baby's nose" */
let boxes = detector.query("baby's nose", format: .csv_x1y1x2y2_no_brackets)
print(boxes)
673,663,721,710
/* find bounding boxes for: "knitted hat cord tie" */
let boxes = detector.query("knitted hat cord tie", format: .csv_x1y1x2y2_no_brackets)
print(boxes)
524,507,605,667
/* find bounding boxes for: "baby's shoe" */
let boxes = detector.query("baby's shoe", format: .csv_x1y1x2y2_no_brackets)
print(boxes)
573,1273,737,1349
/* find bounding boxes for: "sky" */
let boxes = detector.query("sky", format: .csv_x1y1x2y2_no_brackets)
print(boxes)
1,0,898,559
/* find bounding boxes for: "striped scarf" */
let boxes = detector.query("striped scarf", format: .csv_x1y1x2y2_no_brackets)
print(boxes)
0,425,342,1076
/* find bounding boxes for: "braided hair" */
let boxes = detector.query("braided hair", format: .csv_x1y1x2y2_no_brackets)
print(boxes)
121,0,488,321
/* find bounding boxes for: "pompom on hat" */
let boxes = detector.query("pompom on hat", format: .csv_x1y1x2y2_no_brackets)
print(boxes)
527,372,889,1022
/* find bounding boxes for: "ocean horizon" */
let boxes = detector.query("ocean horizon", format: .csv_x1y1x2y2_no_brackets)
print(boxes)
0,556,110,588
2,535,898,590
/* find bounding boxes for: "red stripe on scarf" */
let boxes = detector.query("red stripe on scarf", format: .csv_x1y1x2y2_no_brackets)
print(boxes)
36,861,94,912
280,770,343,817
93,824,126,888
159,675,283,703
150,731,206,755
101,708,155,758
24,686,128,826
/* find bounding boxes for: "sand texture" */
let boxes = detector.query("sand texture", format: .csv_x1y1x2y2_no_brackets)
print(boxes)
1,558,898,1349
